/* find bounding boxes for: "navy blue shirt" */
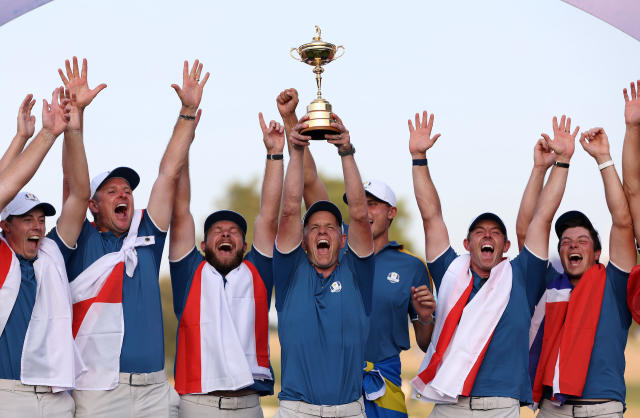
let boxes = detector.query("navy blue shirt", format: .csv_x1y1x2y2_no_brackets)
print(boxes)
275,244,374,405
49,210,166,373
0,255,37,380
546,262,630,403
364,242,429,363
428,246,548,403
169,246,274,395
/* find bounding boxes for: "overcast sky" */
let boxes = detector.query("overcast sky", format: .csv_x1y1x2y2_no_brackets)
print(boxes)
1,0,639,271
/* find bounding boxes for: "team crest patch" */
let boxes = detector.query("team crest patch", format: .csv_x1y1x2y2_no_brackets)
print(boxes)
25,193,38,201
330,281,342,293
387,272,400,283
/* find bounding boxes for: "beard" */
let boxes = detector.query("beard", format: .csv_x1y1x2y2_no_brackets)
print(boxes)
204,246,244,276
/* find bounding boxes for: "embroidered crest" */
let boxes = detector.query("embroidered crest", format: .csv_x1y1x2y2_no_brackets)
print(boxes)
387,272,400,283
363,181,371,188
330,281,342,293
24,193,38,201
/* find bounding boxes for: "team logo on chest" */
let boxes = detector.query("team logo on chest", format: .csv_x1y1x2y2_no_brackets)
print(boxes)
330,281,342,293
387,272,400,283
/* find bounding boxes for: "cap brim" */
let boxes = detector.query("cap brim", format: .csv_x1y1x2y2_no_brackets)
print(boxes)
204,210,248,237
304,200,343,227
95,167,140,196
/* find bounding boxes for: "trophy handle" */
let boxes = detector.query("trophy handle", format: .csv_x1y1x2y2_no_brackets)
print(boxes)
289,48,302,62
334,45,345,60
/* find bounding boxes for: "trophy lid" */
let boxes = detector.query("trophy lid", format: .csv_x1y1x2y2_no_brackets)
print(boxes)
295,26,340,66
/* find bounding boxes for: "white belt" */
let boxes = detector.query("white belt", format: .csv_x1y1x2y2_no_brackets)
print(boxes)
541,399,623,417
182,393,260,410
118,370,167,386
456,396,519,410
0,378,52,393
279,398,364,417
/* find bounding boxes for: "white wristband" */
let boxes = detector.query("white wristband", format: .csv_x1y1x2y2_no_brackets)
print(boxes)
598,160,614,171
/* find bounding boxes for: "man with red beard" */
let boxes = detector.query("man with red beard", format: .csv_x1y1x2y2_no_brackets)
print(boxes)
526,122,635,416
48,59,209,418
168,113,284,417
409,111,578,417
273,113,374,418
0,89,76,417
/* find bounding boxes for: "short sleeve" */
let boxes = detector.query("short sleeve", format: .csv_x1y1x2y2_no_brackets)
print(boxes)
245,245,274,302
511,246,554,311
344,246,375,315
606,261,630,314
139,210,167,271
46,227,75,264
169,248,204,318
427,246,457,292
273,244,305,311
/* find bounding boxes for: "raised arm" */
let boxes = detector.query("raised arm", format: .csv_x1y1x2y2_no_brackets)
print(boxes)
622,80,640,243
0,95,36,174
581,127,636,271
277,88,329,207
524,116,577,258
409,111,449,261
325,114,373,256
56,57,106,246
0,89,69,209
147,60,209,231
253,113,285,256
275,118,309,252
515,139,555,250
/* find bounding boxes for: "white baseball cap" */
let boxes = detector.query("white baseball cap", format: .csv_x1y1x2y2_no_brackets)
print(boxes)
1,192,56,220
343,179,397,207
90,167,140,197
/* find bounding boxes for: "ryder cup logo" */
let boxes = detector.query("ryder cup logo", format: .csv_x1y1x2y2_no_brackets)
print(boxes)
387,272,400,283
24,193,38,201
330,281,342,293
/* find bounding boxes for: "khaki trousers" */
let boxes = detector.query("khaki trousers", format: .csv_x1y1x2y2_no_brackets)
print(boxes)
72,371,180,418
275,397,365,417
429,397,519,418
179,393,263,417
0,379,74,418
538,400,624,417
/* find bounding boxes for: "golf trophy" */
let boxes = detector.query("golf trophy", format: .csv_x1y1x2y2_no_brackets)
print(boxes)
290,26,345,139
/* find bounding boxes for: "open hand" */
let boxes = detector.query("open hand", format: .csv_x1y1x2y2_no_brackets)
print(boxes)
58,57,107,110
42,88,71,136
411,285,436,322
579,127,611,162
325,113,352,154
171,59,209,113
624,80,640,128
541,115,578,163
259,113,285,154
16,94,36,140
408,111,441,158
534,137,555,169
277,88,299,119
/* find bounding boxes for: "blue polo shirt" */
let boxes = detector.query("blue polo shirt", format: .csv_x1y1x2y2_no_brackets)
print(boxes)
0,255,37,380
169,246,274,395
274,244,374,405
49,210,166,373
428,246,548,403
545,262,630,403
365,242,429,363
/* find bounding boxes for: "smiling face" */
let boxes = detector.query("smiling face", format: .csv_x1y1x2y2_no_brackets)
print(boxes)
201,220,247,276
89,177,134,237
1,208,46,259
302,210,346,275
366,196,396,240
559,226,600,280
463,219,510,277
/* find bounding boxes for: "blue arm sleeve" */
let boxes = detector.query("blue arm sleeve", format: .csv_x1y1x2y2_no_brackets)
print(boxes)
426,246,457,292
169,248,203,318
344,247,375,315
511,246,553,312
245,246,274,304
273,244,304,311
46,227,75,264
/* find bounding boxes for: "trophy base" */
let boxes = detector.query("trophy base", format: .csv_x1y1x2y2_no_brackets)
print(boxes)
301,98,338,140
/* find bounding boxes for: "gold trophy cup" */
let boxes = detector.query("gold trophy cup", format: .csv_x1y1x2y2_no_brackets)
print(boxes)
290,26,345,140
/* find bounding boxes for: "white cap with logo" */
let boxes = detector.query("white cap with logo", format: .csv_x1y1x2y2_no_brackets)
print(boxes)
1,192,56,220
343,179,396,207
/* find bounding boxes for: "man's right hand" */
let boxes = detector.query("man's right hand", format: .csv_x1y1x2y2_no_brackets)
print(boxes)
541,115,578,164
16,94,36,140
277,88,299,119
42,88,71,137
624,80,640,129
534,137,555,169
58,57,107,111
408,111,441,158
289,115,311,149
